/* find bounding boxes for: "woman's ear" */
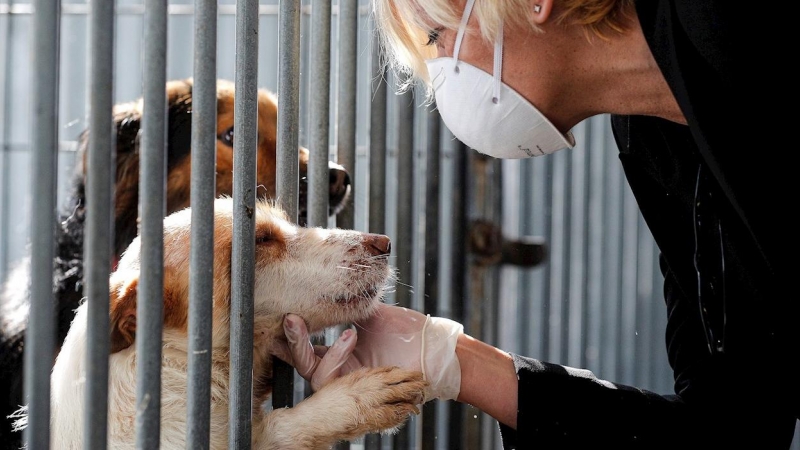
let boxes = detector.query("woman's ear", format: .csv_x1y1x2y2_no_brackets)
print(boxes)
110,276,139,353
530,0,554,25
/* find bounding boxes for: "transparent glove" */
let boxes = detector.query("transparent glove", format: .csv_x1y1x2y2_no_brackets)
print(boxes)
273,303,464,402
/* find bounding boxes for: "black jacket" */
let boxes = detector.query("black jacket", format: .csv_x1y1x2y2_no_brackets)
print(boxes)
500,1,798,448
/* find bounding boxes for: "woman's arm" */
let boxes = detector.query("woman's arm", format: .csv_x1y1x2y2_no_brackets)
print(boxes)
455,334,518,429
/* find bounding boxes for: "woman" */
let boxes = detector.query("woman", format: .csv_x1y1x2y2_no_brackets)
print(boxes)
275,0,797,448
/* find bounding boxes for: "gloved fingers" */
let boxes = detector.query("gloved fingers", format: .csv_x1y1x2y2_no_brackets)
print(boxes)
283,314,320,381
310,328,357,391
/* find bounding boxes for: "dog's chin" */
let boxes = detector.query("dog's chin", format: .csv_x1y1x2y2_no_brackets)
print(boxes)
331,285,379,306
305,286,383,333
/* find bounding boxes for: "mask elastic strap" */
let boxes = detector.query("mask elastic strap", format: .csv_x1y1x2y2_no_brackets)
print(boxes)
452,0,477,70
492,22,504,104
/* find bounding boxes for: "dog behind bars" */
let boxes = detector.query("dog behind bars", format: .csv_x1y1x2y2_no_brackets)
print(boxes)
0,79,352,449
12,198,425,449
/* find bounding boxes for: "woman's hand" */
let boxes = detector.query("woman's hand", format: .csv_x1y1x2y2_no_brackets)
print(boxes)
272,303,464,402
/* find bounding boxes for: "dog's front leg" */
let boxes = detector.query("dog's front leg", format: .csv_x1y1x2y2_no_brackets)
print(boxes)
253,367,426,450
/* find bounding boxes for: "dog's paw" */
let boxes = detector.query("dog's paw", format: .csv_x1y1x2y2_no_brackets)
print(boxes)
255,367,427,449
341,366,427,432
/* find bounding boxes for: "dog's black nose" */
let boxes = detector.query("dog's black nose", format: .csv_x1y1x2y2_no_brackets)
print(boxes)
363,233,391,256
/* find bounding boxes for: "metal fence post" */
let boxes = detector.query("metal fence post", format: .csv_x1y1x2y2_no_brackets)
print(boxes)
392,84,415,450
363,25,388,450
136,0,168,448
272,0,301,413
335,0,358,231
23,0,60,448
84,0,115,448
421,107,441,450
230,0,259,446
187,0,218,447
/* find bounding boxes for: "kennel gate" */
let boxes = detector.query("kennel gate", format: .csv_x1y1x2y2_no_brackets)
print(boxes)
7,0,793,449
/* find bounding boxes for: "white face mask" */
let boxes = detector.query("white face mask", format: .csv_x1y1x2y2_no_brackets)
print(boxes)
425,0,575,158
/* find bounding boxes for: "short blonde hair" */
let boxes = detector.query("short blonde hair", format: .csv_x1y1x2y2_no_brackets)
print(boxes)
371,0,634,89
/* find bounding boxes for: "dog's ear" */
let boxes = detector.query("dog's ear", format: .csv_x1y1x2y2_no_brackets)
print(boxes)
109,275,139,353
109,268,183,353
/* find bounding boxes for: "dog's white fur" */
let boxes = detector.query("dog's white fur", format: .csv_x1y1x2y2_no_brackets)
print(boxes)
14,198,425,449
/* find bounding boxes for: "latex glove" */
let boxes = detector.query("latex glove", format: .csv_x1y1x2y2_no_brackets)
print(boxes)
274,303,464,402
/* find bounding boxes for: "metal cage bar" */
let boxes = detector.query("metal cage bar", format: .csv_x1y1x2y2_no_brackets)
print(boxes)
135,0,168,447
308,0,332,230
363,27,388,450
186,0,218,446
272,0,301,413
421,107,442,450
335,0,358,231
83,0,115,448
229,0,259,446
23,0,60,448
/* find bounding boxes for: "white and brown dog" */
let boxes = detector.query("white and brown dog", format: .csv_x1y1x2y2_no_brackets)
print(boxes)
15,198,425,449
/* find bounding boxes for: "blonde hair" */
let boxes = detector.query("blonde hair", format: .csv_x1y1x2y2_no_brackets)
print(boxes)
372,0,634,89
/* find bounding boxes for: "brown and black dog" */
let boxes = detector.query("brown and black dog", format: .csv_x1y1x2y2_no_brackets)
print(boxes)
0,78,351,449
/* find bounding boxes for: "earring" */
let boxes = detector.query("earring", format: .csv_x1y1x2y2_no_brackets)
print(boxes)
534,4,542,13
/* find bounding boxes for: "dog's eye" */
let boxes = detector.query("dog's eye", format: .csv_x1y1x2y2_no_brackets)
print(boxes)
256,233,273,245
219,126,234,147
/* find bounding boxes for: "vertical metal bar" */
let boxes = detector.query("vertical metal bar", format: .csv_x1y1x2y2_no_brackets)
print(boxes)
447,139,467,450
601,131,623,381
272,0,300,411
23,0,60,448
466,153,503,450
0,6,12,279
136,0,168,447
304,0,331,410
619,187,639,384
421,108,441,450
308,0,331,229
547,151,567,364
84,0,115,448
336,0,357,230
585,117,607,376
187,0,217,446
567,126,587,369
330,3,358,445
635,215,654,388
229,0,259,445
393,86,415,450
367,38,387,236
363,32,387,450
517,160,533,358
